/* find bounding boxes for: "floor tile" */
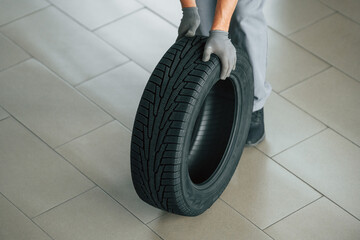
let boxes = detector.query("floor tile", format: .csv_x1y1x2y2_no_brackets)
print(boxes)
0,118,94,218
56,121,164,223
1,7,127,85
0,59,112,147
267,29,329,92
34,187,160,240
320,0,360,23
281,68,360,146
50,0,143,30
77,62,149,130
221,148,321,229
148,200,272,240
290,13,360,81
0,33,29,71
0,193,50,240
0,0,48,26
264,0,333,35
265,198,360,240
255,92,326,157
273,129,360,219
96,9,177,72
0,106,9,121
137,0,181,26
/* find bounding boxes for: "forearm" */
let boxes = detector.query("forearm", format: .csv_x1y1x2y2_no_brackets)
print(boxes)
212,0,238,31
180,0,196,8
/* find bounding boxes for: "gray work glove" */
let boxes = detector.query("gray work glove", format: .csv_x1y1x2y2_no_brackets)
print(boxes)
202,30,237,80
176,7,200,42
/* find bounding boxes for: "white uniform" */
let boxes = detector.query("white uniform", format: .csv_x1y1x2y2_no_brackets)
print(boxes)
195,0,272,112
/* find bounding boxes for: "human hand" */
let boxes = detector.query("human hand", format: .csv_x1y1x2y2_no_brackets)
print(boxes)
176,7,200,42
202,30,236,80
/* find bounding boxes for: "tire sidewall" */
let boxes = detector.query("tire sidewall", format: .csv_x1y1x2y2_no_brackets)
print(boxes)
180,51,254,215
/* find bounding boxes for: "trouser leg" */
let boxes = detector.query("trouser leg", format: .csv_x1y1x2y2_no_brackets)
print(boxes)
196,0,272,112
230,0,272,112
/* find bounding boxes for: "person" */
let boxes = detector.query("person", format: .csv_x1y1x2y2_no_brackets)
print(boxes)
177,0,272,146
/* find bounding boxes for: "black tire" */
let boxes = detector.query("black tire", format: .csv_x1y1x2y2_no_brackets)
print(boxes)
130,36,254,216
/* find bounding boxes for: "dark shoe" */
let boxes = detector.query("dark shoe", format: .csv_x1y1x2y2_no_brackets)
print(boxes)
245,107,265,146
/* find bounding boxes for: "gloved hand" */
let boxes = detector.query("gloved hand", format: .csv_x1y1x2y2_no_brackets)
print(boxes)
202,30,237,80
176,7,200,42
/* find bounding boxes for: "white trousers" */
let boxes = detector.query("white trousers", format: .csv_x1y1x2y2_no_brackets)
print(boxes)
195,0,272,112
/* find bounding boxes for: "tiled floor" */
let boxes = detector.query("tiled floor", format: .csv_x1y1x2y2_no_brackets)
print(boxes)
0,0,359,239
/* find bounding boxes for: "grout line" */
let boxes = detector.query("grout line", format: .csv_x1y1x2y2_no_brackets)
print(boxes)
0,5,51,28
1,58,134,141
0,57,31,73
278,66,332,94
24,59,135,134
0,104,13,122
53,119,115,149
0,29,38,62
0,31,34,71
317,0,360,25
2,116,159,237
286,11,337,36
0,1,175,136
0,5,135,88
263,196,323,231
323,196,360,222
269,25,360,85
269,158,360,222
320,128,360,148
275,91,360,148
4,117,160,235
145,212,167,225
31,186,97,220
5,116,103,189
90,7,178,77
0,37,134,136
48,3,93,32
332,10,360,26
253,127,328,197
0,192,55,240
73,59,131,88
265,127,329,159
0,5,156,235
0,115,11,122
142,6,178,28
264,151,329,197
0,58,135,137
266,147,360,221
91,7,146,32
92,188,165,240
0,3,145,91
219,199,275,240
91,4,179,76
31,4,140,83
93,28,157,75
133,0,179,28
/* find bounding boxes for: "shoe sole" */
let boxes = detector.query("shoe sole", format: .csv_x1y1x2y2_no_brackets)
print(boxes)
245,133,265,147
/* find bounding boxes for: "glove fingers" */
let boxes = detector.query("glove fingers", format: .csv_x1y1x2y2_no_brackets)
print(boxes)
185,29,195,37
202,47,212,62
226,59,232,79
185,25,198,37
220,57,228,80
233,54,236,71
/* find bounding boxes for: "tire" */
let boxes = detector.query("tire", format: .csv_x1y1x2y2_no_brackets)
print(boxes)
130,36,254,216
